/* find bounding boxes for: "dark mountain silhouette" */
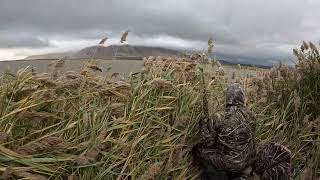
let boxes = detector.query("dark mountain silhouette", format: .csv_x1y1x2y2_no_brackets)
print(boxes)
24,52,75,60
25,45,183,60
24,45,272,68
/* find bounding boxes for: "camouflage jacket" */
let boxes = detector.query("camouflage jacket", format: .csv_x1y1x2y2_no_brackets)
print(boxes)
198,105,256,172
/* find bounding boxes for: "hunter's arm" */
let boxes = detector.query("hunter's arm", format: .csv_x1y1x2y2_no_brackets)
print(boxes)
199,112,223,146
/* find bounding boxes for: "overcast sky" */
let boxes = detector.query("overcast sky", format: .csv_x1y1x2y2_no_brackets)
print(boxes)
0,0,319,65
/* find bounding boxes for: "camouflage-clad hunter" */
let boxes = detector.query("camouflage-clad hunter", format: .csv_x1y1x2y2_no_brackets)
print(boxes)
193,83,256,178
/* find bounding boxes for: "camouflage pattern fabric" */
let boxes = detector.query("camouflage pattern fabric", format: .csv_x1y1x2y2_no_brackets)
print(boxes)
194,83,257,174
254,142,292,180
225,83,245,106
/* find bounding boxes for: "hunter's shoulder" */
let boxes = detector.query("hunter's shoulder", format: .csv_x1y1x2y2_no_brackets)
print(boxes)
212,111,225,118
243,107,256,119
211,111,225,122
236,106,256,117
209,111,225,128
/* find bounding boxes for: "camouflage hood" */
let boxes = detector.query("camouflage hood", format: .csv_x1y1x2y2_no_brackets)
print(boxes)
226,83,245,106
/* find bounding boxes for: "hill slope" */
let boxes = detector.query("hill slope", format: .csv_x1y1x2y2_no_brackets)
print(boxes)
24,52,75,60
24,45,271,68
74,45,183,58
25,45,183,60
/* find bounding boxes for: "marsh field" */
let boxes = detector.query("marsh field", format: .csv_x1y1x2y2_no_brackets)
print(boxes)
0,59,143,76
0,59,256,77
0,43,319,180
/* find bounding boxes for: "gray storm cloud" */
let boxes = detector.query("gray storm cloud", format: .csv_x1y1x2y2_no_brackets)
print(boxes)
0,0,319,63
0,31,51,48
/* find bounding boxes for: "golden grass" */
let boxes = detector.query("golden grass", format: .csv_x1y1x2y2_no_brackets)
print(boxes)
0,41,319,179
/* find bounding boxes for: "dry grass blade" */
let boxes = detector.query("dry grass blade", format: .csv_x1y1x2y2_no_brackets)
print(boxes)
111,72,120,78
54,58,66,69
0,132,10,144
108,103,125,117
99,37,108,45
139,162,163,180
16,136,68,155
293,48,299,57
67,175,79,180
309,42,318,53
216,66,225,76
303,41,309,50
149,78,175,92
88,65,103,72
120,30,129,43
216,60,222,67
35,77,57,87
231,71,236,80
1,167,47,180
300,168,312,180
300,44,305,52
14,88,37,101
208,36,214,53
